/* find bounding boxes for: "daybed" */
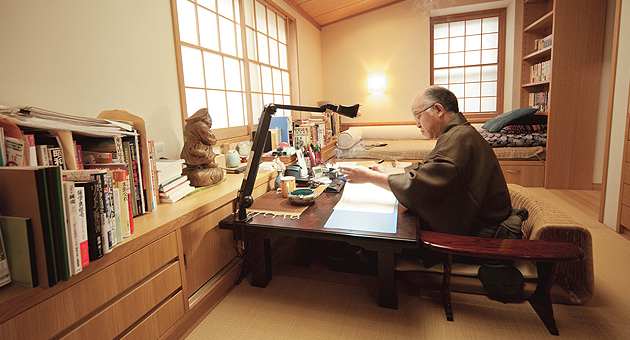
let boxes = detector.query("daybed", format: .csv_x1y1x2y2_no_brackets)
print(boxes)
396,183,594,305
335,125,545,161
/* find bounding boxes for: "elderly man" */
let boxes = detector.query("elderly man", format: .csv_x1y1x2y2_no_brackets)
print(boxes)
339,85,512,237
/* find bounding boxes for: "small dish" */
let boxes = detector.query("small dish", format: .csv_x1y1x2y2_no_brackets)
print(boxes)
287,188,317,205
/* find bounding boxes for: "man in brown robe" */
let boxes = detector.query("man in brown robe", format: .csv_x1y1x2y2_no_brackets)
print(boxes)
339,86,512,236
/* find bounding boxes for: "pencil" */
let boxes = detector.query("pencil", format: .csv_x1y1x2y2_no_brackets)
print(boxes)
376,159,385,164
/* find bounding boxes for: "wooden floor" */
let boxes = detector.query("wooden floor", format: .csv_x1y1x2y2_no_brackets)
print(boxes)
187,187,630,340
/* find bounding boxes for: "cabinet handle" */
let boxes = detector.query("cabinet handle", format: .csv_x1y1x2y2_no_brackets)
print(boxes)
506,170,521,173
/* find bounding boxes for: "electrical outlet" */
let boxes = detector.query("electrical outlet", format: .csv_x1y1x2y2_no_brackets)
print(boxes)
155,142,166,159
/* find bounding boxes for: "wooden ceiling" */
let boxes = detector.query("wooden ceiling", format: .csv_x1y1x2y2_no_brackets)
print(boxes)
284,0,405,29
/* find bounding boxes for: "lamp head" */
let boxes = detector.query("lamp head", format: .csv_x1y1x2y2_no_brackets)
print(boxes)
319,103,360,118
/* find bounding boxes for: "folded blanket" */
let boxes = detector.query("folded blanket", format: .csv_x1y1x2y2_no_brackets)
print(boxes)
500,124,547,134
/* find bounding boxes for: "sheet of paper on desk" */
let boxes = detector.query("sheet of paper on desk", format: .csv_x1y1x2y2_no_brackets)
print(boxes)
334,183,397,213
324,183,398,234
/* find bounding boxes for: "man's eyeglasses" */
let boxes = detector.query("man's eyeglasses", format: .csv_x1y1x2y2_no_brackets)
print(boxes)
413,103,435,122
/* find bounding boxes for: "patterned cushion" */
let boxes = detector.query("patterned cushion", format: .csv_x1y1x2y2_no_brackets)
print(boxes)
480,130,547,147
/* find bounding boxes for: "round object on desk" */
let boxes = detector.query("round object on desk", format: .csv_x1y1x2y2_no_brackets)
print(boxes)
287,188,317,205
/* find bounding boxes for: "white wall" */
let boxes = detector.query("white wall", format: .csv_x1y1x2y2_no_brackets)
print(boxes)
0,0,324,159
603,0,630,228
321,0,519,125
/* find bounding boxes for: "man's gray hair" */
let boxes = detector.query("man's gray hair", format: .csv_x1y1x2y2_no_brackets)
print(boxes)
424,85,459,114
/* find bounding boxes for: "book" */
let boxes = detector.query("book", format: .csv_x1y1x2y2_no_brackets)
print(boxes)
0,166,58,287
159,174,188,192
82,150,114,164
147,140,159,209
63,169,111,254
74,186,90,268
0,216,38,287
123,140,145,216
101,172,116,252
35,144,50,166
4,136,25,166
269,116,293,145
124,134,146,215
159,179,191,196
0,224,11,287
45,166,71,281
48,147,64,168
160,185,195,204
74,142,84,169
111,169,133,236
23,134,37,166
74,181,103,261
156,159,185,185
112,187,123,243
62,181,82,275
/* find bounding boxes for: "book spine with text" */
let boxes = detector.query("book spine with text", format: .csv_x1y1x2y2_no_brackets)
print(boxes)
75,181,103,261
74,186,90,268
62,181,82,275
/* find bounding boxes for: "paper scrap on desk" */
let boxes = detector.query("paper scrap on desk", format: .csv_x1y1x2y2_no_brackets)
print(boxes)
334,183,397,214
335,161,357,167
324,183,398,234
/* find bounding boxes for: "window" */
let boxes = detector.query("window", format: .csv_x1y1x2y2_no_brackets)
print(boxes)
171,0,294,140
431,9,506,122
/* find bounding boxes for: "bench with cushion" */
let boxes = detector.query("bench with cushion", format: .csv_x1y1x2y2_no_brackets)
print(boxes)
396,183,593,335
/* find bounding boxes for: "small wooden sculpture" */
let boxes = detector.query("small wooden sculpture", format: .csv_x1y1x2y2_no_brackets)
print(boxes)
180,108,224,187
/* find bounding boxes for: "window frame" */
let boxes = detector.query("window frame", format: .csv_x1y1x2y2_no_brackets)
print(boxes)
430,8,506,123
170,0,297,143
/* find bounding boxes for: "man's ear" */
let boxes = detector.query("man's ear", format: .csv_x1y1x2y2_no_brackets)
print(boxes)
433,103,445,117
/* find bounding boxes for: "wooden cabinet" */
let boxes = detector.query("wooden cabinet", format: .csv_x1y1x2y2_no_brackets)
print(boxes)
520,0,606,189
500,160,545,187
0,169,276,339
617,102,630,235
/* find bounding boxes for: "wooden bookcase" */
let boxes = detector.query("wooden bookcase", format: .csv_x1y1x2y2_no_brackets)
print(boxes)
520,0,607,189
617,91,630,236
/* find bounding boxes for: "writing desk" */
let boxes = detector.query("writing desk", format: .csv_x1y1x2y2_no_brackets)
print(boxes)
219,188,419,309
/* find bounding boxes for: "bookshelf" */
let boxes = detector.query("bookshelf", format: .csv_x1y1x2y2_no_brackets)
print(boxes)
519,0,606,189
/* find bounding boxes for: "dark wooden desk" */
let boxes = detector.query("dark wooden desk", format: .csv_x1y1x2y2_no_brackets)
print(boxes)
219,189,419,309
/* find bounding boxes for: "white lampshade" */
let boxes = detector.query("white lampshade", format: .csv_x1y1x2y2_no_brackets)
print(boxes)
367,73,387,93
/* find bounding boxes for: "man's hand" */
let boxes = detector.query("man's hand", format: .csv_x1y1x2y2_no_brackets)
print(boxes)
368,163,387,173
338,165,391,191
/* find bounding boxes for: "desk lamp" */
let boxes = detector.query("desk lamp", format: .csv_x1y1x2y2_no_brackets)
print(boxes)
235,103,360,223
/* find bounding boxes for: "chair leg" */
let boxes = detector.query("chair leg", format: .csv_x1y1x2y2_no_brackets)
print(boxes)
529,261,559,335
441,253,453,321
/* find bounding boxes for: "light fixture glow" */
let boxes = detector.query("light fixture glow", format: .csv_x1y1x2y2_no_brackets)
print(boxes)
367,73,387,93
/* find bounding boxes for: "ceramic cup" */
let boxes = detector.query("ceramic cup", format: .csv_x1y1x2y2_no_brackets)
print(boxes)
280,176,296,198
225,150,240,168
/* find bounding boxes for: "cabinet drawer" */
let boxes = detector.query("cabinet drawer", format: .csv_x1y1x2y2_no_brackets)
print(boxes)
120,290,185,340
61,262,182,340
500,163,545,187
0,232,179,340
624,165,630,185
623,184,630,207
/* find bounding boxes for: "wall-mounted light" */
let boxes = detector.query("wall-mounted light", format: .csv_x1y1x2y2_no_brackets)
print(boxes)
367,73,387,93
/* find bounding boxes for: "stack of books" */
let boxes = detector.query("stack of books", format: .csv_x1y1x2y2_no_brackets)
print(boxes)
156,159,194,203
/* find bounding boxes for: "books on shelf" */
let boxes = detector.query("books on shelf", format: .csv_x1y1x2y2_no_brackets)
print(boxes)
0,127,5,165
0,216,38,287
160,175,188,192
530,60,551,83
0,166,59,287
4,136,24,166
23,134,37,166
534,34,552,52
159,183,195,204
528,91,549,112
156,159,185,186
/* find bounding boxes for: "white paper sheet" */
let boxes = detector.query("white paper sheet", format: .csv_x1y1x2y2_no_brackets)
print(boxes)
334,182,397,214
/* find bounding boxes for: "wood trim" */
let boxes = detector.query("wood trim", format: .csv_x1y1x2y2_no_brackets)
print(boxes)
600,0,623,222
169,0,189,134
430,8,507,118
283,0,321,30
320,0,406,27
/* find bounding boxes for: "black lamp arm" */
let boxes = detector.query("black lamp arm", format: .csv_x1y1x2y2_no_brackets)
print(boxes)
235,102,359,222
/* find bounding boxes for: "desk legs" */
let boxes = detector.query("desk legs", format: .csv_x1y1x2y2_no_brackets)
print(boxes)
377,251,398,309
250,236,272,288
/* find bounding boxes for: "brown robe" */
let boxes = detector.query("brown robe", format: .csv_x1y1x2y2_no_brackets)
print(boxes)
388,112,512,236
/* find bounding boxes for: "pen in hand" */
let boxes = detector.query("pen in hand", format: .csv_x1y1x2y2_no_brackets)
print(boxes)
369,159,385,170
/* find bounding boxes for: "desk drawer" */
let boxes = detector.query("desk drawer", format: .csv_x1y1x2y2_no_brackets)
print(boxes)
60,262,182,340
621,205,630,229
500,162,545,187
